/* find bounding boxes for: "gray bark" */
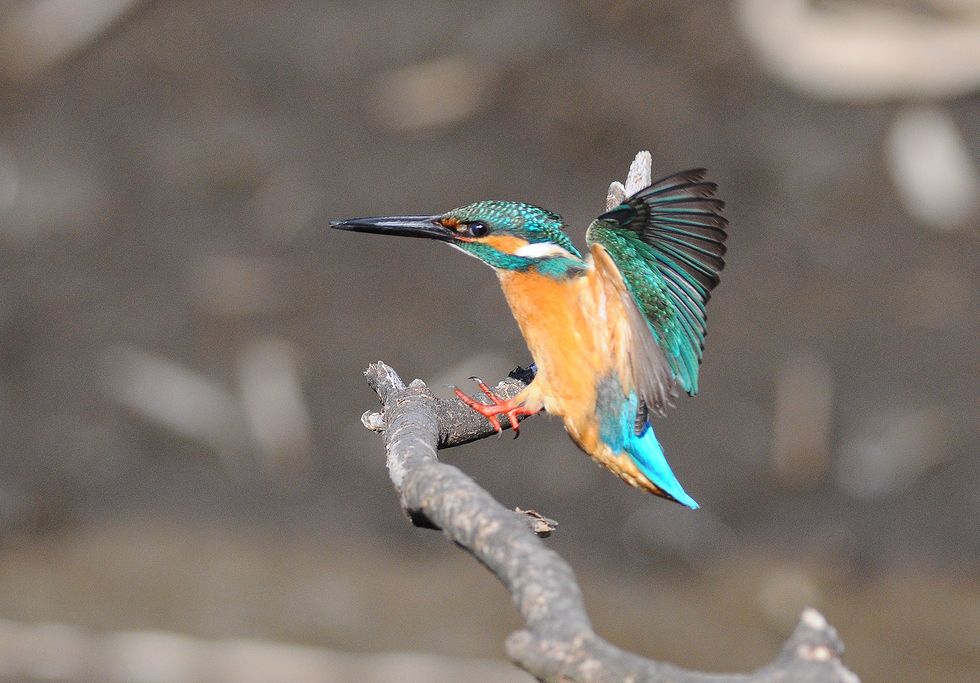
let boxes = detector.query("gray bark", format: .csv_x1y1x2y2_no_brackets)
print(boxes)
362,361,859,683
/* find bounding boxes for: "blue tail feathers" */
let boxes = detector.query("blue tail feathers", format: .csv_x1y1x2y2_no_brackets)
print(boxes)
626,425,699,509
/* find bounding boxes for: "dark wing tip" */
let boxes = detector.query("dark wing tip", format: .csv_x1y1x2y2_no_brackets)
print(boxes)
640,169,708,196
635,169,729,293
597,204,636,225
639,182,721,203
660,168,707,185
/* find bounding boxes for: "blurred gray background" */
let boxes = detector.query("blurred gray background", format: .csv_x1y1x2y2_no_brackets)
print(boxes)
0,1,977,681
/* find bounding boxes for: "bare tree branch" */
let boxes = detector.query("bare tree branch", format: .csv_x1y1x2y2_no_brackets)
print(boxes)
362,372,531,447
362,362,859,683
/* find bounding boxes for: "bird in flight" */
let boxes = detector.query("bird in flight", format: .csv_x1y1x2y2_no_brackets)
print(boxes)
332,167,727,508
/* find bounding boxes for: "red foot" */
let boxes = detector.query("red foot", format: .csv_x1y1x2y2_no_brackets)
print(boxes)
453,377,539,438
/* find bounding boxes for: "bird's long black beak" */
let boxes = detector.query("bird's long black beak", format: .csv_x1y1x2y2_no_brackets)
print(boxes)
330,215,452,241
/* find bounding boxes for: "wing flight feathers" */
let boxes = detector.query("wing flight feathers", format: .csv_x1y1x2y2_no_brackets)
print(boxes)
587,169,728,399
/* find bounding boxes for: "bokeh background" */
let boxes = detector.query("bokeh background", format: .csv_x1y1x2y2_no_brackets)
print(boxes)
0,1,977,681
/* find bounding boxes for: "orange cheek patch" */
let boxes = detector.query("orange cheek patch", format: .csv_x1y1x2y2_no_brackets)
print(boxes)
479,235,529,254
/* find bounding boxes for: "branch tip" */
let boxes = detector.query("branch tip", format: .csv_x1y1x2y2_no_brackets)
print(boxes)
361,410,385,431
515,507,558,537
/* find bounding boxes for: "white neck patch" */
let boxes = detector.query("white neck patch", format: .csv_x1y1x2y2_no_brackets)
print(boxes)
514,241,574,259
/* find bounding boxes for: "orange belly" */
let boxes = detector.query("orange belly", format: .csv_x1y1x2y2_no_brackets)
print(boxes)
496,268,659,494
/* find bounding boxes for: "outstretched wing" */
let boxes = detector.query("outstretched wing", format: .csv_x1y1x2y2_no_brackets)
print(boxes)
586,168,728,406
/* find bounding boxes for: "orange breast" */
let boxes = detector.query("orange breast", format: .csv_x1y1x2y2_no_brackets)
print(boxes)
496,270,612,440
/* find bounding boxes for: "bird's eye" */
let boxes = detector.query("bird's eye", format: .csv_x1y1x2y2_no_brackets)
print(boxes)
467,221,489,237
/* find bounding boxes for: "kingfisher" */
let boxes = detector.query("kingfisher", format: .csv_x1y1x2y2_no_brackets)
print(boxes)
332,168,727,508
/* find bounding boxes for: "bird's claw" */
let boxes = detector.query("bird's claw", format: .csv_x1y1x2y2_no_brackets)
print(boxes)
453,377,536,438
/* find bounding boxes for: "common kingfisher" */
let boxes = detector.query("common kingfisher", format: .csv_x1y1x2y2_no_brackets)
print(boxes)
332,169,727,508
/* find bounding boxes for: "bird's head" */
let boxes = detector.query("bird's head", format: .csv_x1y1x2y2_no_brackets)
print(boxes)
332,200,584,277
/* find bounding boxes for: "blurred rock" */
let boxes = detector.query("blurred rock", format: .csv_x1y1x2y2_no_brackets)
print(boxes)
0,150,109,243
0,621,91,679
770,353,833,489
237,337,313,483
757,565,821,632
185,256,295,316
0,617,530,683
837,405,962,498
885,106,980,232
100,346,249,479
103,630,204,683
368,56,492,131
0,0,145,81
735,0,980,100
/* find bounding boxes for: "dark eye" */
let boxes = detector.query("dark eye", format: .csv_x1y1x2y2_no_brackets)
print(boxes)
467,221,489,237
